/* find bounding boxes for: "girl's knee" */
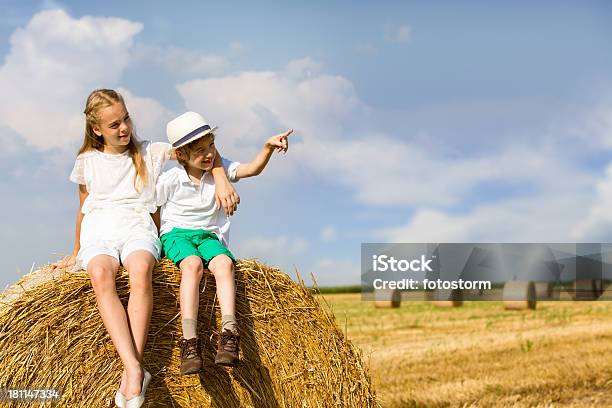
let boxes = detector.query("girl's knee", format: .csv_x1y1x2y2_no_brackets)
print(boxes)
88,266,116,293
127,264,153,293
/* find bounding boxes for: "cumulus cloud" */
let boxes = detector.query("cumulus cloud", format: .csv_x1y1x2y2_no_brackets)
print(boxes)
378,193,590,243
117,88,176,142
0,9,142,150
570,163,612,241
236,235,309,262
175,57,602,213
133,45,229,77
285,57,323,79
309,258,361,286
176,59,365,162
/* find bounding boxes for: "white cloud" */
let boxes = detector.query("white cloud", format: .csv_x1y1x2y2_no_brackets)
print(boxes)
134,45,229,77
321,225,337,242
570,163,612,241
175,57,600,211
378,199,575,243
285,57,323,80
309,258,361,286
580,104,612,149
0,9,142,150
176,59,365,163
117,88,176,142
385,23,412,43
236,235,309,262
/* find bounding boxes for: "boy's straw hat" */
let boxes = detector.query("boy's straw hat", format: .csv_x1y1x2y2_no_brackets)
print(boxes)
167,111,218,149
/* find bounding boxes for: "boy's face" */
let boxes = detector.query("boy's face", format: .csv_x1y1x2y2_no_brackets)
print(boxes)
184,134,216,171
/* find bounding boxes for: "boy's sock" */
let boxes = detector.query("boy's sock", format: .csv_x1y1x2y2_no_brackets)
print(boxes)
221,314,238,335
182,319,198,339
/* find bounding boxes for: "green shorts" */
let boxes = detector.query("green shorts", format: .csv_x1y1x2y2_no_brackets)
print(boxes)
160,227,236,267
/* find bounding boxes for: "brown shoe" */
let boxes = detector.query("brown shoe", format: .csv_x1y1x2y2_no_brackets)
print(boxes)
179,337,202,375
215,329,240,367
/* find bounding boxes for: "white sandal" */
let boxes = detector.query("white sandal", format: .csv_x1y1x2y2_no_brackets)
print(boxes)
114,387,126,408
115,376,127,408
125,369,151,408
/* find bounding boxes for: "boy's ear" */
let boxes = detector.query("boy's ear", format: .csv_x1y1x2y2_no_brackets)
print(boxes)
175,149,186,161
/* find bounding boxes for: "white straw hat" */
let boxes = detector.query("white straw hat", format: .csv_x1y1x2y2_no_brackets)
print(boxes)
166,111,218,149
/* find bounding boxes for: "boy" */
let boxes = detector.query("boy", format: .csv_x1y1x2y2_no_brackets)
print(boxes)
155,111,291,374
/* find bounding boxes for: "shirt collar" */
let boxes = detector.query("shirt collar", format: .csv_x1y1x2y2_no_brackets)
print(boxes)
178,167,208,184
178,167,192,184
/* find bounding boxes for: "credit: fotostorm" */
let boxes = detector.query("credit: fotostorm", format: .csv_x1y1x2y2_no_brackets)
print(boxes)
372,278,492,291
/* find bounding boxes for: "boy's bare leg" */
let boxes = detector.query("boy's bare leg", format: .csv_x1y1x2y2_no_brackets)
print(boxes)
208,254,236,324
87,255,144,399
179,255,204,336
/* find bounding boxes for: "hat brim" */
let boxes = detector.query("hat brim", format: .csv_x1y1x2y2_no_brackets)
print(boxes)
169,125,218,151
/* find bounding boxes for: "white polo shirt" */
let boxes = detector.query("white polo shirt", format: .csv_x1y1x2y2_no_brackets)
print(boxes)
156,158,240,247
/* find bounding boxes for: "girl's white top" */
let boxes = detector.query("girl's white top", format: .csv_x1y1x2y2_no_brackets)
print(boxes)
69,141,172,214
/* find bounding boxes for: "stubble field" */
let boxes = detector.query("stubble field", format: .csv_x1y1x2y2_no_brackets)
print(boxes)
318,294,612,407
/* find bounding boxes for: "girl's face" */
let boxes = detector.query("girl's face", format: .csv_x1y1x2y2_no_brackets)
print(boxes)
93,102,132,153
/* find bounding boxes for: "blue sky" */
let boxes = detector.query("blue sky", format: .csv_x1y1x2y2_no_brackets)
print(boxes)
2,1,612,289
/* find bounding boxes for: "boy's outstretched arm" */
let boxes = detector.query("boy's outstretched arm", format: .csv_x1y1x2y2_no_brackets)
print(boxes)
236,129,293,179
211,149,240,216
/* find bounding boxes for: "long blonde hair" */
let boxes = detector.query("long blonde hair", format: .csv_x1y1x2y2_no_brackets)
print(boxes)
79,89,148,190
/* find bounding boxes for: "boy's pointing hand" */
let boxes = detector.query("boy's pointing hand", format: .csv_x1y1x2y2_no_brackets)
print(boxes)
266,129,293,154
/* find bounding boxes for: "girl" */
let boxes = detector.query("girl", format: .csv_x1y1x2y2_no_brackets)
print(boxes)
52,89,239,407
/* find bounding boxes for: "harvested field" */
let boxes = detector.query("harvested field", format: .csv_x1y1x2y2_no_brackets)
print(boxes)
318,294,612,408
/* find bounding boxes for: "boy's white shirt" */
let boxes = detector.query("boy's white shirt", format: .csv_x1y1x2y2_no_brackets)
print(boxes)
156,158,240,247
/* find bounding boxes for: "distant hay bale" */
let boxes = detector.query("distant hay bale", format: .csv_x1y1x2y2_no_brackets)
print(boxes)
429,288,463,308
572,279,603,300
0,259,379,407
534,281,553,299
373,288,401,308
503,280,536,310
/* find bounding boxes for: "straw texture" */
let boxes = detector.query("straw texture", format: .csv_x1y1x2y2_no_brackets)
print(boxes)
0,259,379,407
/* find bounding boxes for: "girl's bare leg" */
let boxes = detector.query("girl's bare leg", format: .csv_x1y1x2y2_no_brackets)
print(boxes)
87,255,143,399
119,250,156,399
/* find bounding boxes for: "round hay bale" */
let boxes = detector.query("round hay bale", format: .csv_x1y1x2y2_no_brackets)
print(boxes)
0,259,379,407
571,279,604,300
430,288,463,308
503,280,536,310
373,288,401,308
534,281,553,299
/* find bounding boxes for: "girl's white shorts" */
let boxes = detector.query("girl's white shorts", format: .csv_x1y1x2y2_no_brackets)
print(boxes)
77,208,161,270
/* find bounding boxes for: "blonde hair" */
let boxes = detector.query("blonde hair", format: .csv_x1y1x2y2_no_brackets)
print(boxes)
79,89,148,190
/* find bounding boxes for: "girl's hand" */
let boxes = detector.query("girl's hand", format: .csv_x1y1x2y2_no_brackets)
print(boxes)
50,254,77,272
265,129,293,153
215,179,240,216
